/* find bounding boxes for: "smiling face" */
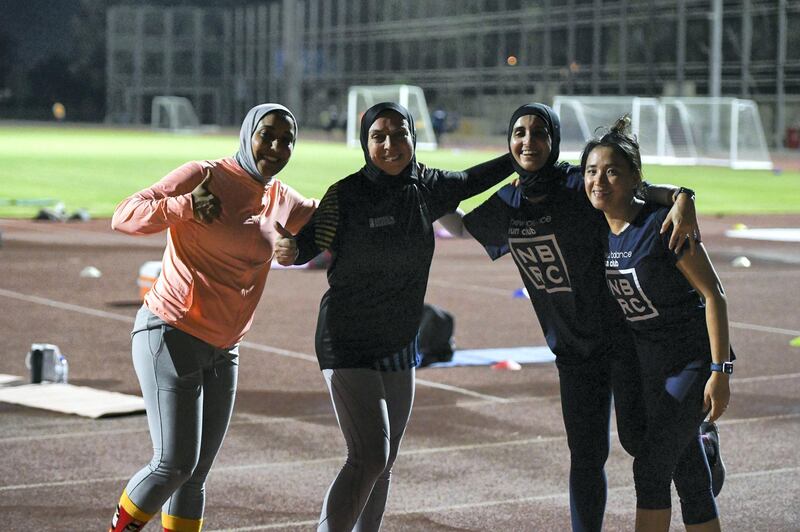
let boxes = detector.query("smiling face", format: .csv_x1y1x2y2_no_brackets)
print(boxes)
509,114,552,173
583,145,641,215
367,111,414,175
250,111,296,179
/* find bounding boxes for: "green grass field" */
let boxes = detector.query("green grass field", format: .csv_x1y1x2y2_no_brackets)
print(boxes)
1,124,798,218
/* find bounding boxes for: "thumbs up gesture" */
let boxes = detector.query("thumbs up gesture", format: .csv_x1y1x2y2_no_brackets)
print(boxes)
274,221,298,265
191,169,222,223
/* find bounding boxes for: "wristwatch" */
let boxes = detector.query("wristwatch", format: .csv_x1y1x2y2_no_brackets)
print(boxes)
674,186,696,201
710,361,734,374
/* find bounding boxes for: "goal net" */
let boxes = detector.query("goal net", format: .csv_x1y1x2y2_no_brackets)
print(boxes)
151,96,201,132
347,85,437,150
553,96,772,170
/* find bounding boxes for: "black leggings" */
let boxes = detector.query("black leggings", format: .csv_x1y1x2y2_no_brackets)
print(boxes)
557,346,646,532
633,358,717,525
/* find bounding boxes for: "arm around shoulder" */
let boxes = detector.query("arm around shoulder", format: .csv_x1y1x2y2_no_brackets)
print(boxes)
456,152,515,199
643,182,700,254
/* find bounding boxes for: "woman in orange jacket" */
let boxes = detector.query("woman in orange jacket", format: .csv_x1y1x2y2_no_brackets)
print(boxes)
107,103,316,532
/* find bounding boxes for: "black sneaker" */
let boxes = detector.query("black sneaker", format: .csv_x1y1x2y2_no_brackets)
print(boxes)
700,421,726,497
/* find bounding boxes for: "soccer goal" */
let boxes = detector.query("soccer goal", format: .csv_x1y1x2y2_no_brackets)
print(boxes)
151,96,201,132
553,96,772,170
554,96,662,161
346,85,437,150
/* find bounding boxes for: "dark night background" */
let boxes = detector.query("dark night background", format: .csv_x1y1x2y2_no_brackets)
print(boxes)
0,0,103,120
0,0,252,122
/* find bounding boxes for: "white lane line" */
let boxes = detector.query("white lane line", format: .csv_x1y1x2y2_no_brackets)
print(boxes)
725,466,800,479
3,412,798,493
0,387,790,445
209,465,800,531
0,288,135,323
712,412,800,426
0,395,562,444
730,321,800,336
0,476,131,492
239,341,317,363
213,519,317,531
0,427,148,444
0,289,795,410
735,373,800,384
240,343,509,403
721,269,800,278
414,378,510,403
0,290,509,405
428,284,800,337
725,228,800,242
401,435,565,456
4,286,799,345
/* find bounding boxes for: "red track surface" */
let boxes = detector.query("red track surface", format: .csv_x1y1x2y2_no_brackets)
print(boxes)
0,216,798,531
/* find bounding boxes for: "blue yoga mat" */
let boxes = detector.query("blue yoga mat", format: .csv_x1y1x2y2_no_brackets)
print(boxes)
427,346,555,368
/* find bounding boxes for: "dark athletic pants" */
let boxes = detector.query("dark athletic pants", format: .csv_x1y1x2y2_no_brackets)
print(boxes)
557,346,646,532
634,358,717,525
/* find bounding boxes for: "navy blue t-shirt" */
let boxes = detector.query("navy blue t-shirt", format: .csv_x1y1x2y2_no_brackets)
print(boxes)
463,166,631,362
604,203,713,374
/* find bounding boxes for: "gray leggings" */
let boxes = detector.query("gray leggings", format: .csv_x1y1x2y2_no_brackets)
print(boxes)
124,306,238,520
318,367,415,532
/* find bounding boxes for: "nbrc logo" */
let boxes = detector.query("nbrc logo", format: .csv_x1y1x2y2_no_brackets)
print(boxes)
606,268,659,321
509,235,571,293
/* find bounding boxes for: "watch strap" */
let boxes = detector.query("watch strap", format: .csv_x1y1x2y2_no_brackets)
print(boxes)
710,361,733,374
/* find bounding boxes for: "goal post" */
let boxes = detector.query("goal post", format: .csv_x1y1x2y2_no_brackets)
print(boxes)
151,96,201,132
555,96,662,162
553,95,772,170
660,97,772,169
346,85,438,150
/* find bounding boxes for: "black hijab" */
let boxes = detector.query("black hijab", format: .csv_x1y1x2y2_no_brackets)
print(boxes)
508,103,570,197
359,102,419,186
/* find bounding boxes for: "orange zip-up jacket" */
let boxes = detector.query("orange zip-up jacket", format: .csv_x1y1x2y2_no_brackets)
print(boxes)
112,157,317,348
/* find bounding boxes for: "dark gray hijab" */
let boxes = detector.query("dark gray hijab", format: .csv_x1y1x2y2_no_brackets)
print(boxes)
359,102,418,186
234,103,297,184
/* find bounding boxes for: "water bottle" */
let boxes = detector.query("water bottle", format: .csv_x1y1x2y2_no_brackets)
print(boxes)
26,343,68,384
54,354,69,384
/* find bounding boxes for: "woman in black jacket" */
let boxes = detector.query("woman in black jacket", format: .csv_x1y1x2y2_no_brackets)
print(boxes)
275,102,513,531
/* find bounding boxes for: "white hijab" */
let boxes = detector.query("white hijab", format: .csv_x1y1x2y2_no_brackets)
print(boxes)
234,103,297,184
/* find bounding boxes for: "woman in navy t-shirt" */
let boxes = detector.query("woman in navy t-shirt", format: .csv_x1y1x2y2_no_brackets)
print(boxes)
582,116,731,532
